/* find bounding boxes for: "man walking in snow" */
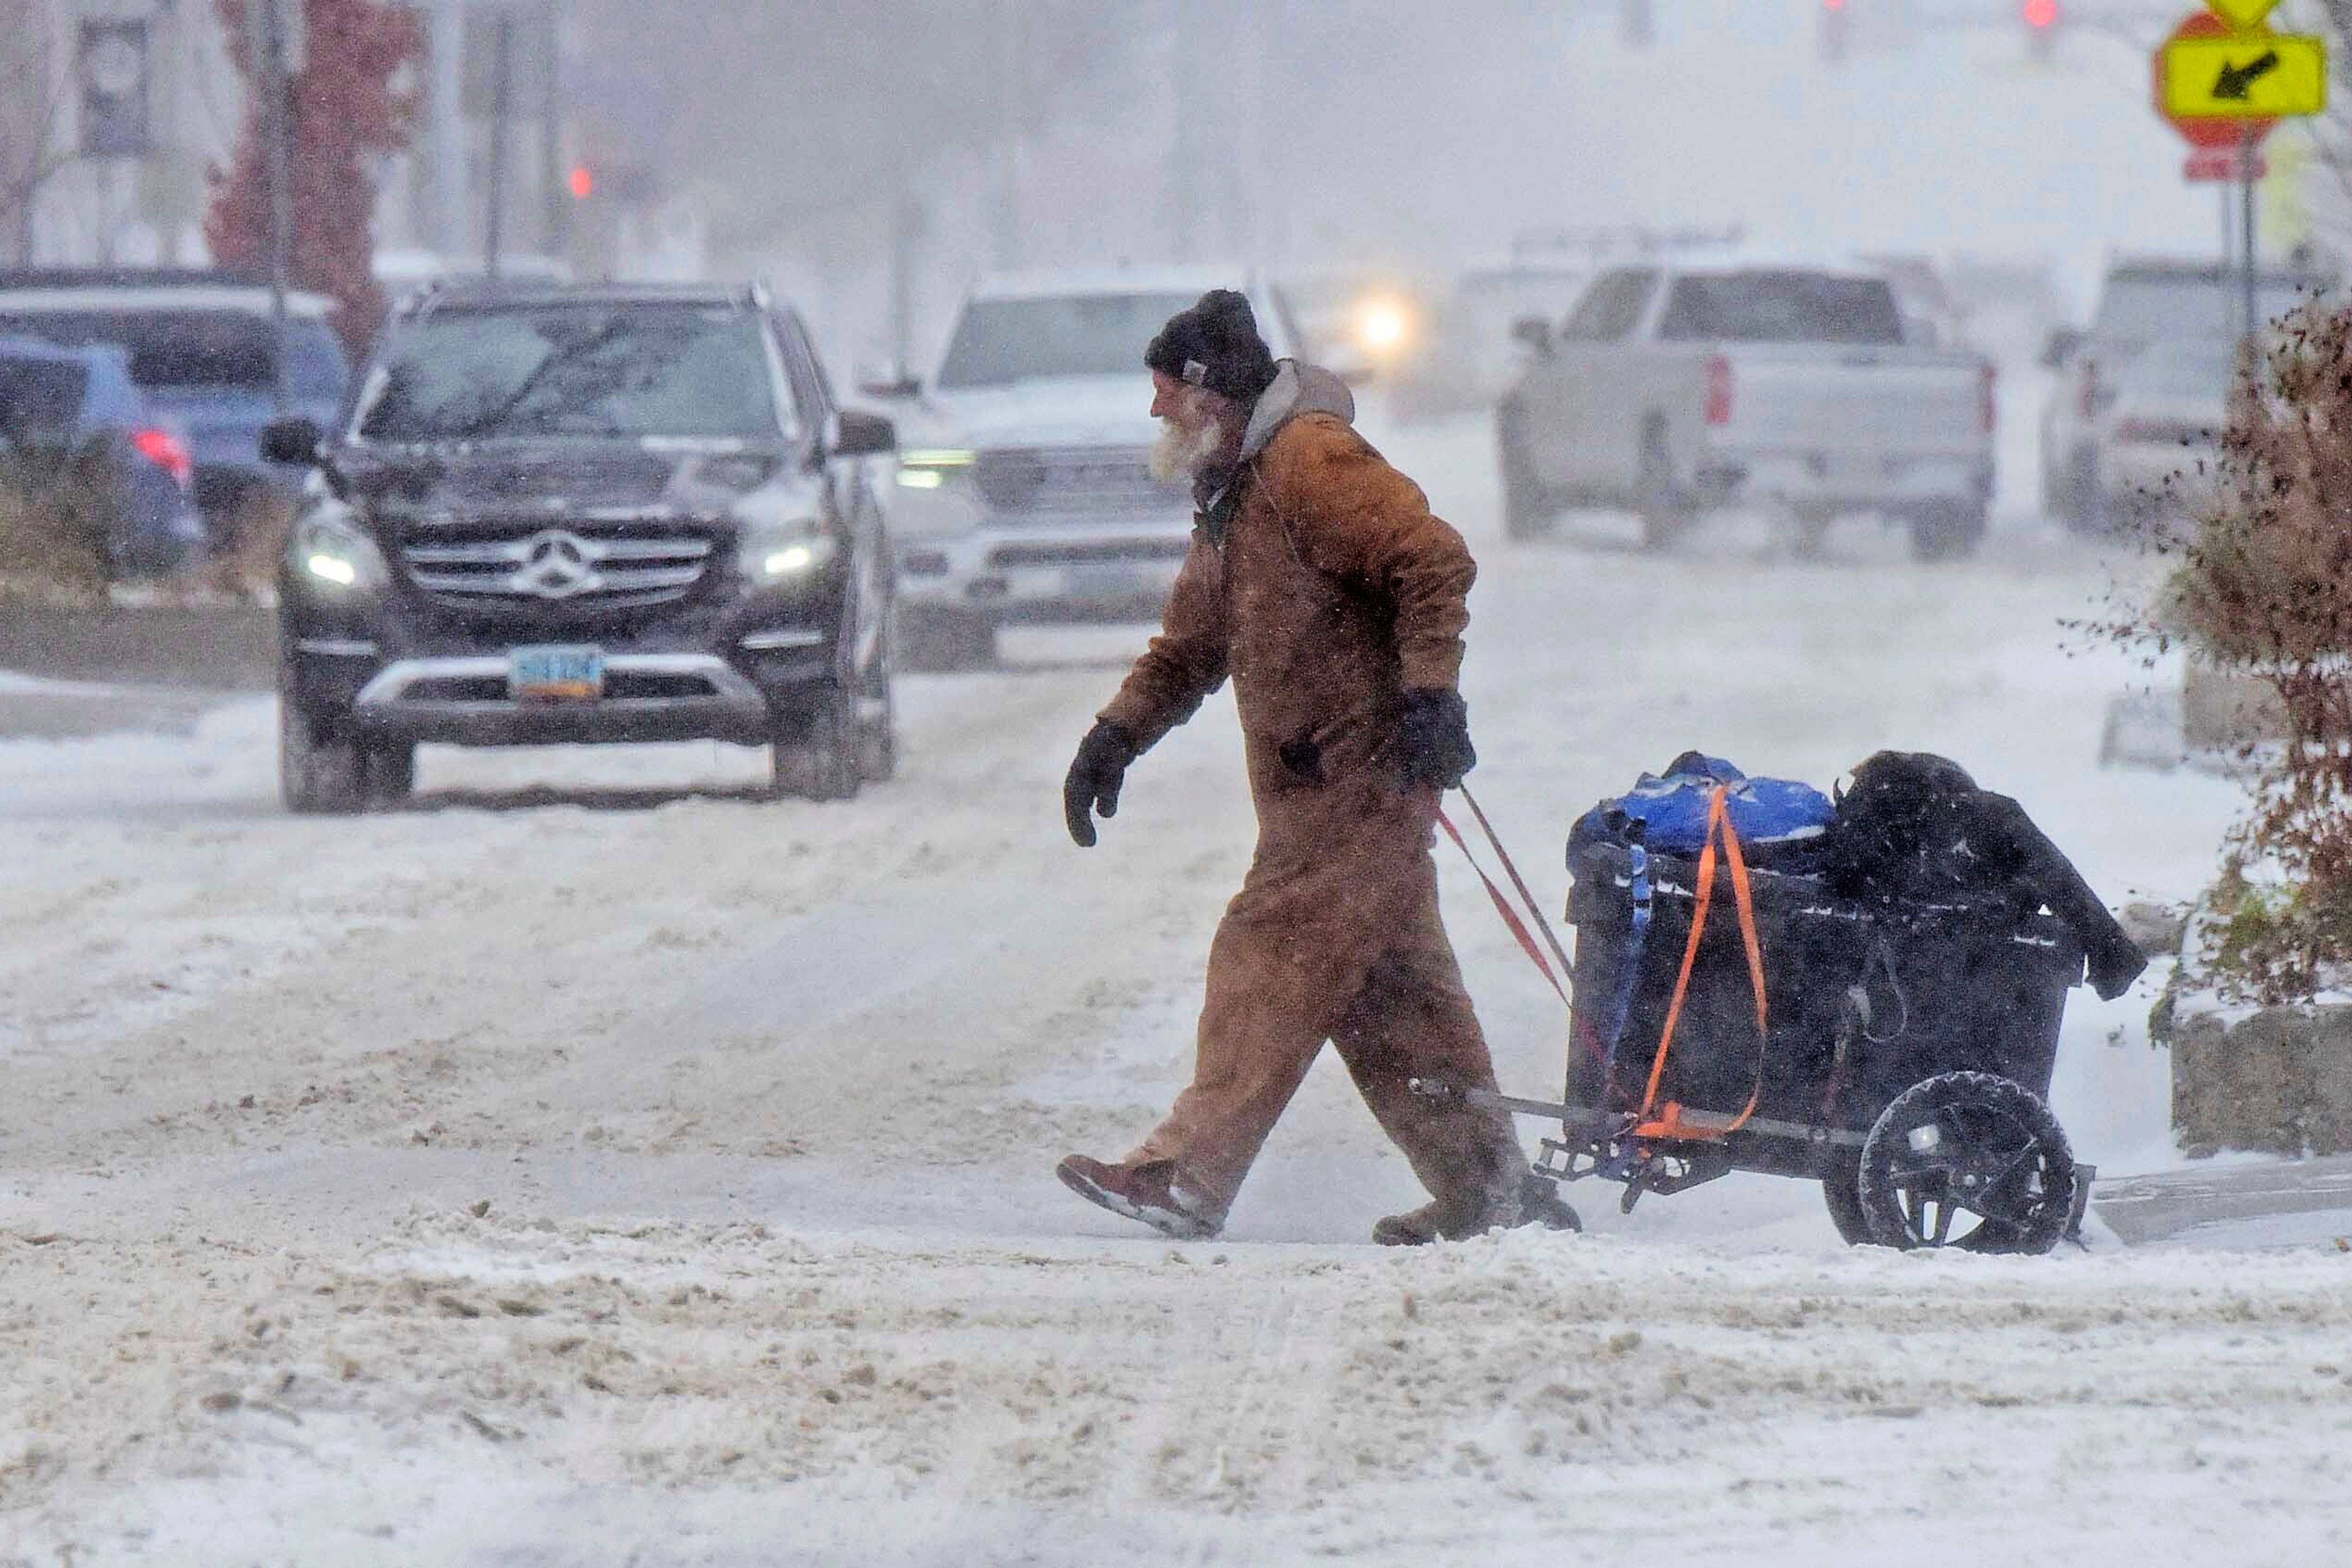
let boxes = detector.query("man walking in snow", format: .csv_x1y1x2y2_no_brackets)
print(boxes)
1055,289,1574,1246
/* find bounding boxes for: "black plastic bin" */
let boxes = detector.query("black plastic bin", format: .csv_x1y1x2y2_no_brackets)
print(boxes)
1543,839,2091,1251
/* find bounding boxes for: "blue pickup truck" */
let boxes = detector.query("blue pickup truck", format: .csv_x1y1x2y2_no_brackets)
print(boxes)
0,270,349,550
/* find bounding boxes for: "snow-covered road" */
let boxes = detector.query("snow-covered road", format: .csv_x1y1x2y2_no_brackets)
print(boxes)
5,415,2345,1565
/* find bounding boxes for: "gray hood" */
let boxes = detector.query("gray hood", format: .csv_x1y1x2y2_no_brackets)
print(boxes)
1240,360,1356,463
1194,361,1357,538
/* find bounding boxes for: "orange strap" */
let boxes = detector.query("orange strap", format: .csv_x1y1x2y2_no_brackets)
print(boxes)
1632,786,1770,1142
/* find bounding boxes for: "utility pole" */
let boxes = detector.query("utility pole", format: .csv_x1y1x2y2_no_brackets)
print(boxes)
538,2,565,262
482,5,511,276
1164,0,1197,263
889,189,922,384
993,0,1020,269
429,0,466,261
250,0,295,413
148,0,187,258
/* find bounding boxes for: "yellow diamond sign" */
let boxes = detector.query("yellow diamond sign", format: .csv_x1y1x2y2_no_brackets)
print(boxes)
2163,32,2327,119
2206,0,2280,30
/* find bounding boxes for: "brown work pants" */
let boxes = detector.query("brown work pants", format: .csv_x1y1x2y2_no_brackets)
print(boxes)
1129,781,1525,1228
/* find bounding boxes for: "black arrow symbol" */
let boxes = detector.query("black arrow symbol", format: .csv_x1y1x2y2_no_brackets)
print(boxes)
2212,49,2281,102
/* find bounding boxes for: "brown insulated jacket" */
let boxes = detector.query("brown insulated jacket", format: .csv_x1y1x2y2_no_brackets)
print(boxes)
1099,363,1476,812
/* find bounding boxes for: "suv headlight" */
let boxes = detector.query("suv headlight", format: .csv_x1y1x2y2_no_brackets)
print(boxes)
290,511,390,595
739,513,840,582
895,447,975,491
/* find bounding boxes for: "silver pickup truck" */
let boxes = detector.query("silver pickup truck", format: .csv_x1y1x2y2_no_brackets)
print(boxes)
1496,262,1996,560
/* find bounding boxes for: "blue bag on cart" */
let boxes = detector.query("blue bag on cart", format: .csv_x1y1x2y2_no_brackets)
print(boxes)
1569,752,1834,867
1568,755,1836,1091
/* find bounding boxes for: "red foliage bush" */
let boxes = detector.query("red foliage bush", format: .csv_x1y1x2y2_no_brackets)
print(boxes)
2134,303,2352,999
204,0,422,356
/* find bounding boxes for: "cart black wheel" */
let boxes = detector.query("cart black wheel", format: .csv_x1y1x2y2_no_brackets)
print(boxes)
1820,1150,1876,1247
1858,1071,2075,1255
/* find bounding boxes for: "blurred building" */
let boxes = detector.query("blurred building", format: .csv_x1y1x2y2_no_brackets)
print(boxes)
5,0,695,285
6,0,243,265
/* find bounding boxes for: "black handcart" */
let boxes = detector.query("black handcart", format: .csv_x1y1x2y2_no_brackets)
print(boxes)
1429,812,2100,1254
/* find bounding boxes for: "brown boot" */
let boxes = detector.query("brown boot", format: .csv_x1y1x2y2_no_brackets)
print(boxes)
1517,1172,1583,1234
1056,1155,1221,1240
1371,1202,1452,1246
1374,1174,1577,1246
1373,1175,1518,1246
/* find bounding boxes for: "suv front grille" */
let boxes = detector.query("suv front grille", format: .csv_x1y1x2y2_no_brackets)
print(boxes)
973,445,1188,518
400,519,718,611
989,537,1191,568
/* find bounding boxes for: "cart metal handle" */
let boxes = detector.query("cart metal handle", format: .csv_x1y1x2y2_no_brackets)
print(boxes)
1409,1077,1866,1150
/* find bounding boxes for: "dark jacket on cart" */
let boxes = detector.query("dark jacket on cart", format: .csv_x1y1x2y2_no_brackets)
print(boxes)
1825,751,2147,1000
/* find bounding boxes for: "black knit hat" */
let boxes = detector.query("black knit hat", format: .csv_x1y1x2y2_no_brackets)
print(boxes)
1145,288,1278,403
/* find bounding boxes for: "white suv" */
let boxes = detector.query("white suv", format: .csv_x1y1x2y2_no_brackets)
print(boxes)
881,268,1297,668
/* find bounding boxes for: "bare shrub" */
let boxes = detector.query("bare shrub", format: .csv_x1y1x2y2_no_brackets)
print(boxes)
2139,303,2352,999
0,442,115,603
201,483,293,600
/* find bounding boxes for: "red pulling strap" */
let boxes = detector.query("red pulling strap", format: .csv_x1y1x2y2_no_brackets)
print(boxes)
1460,786,1574,977
1436,801,1566,1004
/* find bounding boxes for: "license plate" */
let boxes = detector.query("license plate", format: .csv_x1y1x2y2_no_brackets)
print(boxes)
509,644,604,702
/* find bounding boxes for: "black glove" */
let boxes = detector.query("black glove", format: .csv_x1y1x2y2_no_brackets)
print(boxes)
1063,720,1140,848
1395,687,1477,791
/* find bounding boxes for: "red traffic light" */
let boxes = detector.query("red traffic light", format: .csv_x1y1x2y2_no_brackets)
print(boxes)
568,164,595,200
2024,0,2058,27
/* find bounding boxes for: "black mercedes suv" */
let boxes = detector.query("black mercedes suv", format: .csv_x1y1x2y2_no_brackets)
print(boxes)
265,282,897,812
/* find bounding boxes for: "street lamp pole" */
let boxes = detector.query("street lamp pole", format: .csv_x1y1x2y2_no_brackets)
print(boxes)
430,0,467,260
260,0,293,412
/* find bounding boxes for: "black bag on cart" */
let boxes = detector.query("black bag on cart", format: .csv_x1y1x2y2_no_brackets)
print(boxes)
1823,751,2147,1001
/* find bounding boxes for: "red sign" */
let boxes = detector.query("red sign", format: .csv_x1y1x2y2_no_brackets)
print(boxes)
2156,11,2277,154
2184,148,2267,182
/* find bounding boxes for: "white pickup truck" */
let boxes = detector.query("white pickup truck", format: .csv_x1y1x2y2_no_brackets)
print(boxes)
879,267,1297,668
1496,262,1996,560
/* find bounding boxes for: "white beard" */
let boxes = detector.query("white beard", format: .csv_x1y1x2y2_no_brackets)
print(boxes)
1148,415,1226,484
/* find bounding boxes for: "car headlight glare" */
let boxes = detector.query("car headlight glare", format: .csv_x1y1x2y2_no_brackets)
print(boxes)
1355,298,1412,355
895,447,975,490
741,514,839,581
290,513,388,595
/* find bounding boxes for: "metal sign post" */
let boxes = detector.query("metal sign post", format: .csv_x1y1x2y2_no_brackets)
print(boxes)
2242,129,2258,343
